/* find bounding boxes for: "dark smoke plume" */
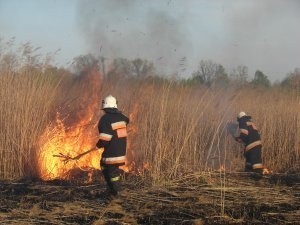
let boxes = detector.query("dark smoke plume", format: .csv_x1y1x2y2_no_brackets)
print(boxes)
76,0,192,75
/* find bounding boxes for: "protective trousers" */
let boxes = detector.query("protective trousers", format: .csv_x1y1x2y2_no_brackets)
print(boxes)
244,145,263,174
101,164,122,196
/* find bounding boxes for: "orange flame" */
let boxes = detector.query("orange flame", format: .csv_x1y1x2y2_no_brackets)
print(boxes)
37,69,144,180
263,168,271,175
38,112,101,180
38,68,102,180
218,164,225,172
37,68,148,180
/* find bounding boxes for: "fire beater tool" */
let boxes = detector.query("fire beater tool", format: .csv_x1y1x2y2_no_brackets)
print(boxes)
53,147,98,163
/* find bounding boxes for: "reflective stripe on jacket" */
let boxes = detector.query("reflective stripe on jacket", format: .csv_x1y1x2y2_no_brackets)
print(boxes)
96,108,129,166
237,116,262,151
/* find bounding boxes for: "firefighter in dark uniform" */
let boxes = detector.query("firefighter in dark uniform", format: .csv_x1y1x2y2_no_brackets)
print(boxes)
96,95,129,196
235,112,264,174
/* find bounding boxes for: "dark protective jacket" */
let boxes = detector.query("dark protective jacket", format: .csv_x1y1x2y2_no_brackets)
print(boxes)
96,108,129,166
236,116,262,152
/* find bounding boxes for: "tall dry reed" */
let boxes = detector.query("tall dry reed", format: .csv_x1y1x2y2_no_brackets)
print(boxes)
0,70,299,181
0,69,62,179
106,79,300,184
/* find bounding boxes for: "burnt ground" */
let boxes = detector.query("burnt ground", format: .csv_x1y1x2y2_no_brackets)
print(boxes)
0,172,299,225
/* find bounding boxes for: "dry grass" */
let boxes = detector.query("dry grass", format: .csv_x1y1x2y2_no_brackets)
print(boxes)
110,79,300,183
0,68,63,179
0,63,299,181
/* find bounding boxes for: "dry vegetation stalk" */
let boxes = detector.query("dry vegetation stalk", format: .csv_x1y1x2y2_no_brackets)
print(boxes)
0,69,62,179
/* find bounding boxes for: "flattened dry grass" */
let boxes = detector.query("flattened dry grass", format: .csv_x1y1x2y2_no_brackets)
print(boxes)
0,172,299,225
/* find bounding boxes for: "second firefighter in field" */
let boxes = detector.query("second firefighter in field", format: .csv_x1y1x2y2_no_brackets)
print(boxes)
235,112,264,174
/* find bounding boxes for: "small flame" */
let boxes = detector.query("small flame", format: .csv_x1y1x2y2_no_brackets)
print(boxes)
218,164,225,172
263,168,271,175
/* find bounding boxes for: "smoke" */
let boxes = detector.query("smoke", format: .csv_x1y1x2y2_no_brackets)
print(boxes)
76,0,300,80
58,68,102,129
76,0,191,75
220,0,300,80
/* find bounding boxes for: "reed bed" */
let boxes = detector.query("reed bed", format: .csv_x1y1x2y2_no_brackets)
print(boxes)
109,79,300,184
0,69,62,179
0,67,299,181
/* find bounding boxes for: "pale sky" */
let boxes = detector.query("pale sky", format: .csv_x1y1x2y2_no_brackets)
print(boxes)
0,0,299,81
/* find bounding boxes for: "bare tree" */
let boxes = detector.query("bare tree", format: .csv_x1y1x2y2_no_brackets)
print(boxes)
281,68,300,90
192,60,227,86
132,58,154,77
110,58,133,77
198,60,218,85
109,58,154,78
231,65,248,83
72,54,99,75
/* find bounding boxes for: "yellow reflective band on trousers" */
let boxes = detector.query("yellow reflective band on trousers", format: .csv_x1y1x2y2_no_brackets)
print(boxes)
252,163,263,169
110,176,120,182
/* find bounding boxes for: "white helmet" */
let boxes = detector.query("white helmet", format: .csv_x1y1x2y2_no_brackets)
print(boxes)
237,111,247,119
102,95,118,109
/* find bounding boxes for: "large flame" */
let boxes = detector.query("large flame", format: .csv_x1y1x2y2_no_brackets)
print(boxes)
37,69,140,180
38,112,101,180
38,69,102,180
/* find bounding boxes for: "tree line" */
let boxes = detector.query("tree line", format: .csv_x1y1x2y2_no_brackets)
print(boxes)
0,38,299,90
71,54,300,90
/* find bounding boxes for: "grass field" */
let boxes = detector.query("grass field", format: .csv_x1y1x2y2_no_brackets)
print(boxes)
0,62,299,224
